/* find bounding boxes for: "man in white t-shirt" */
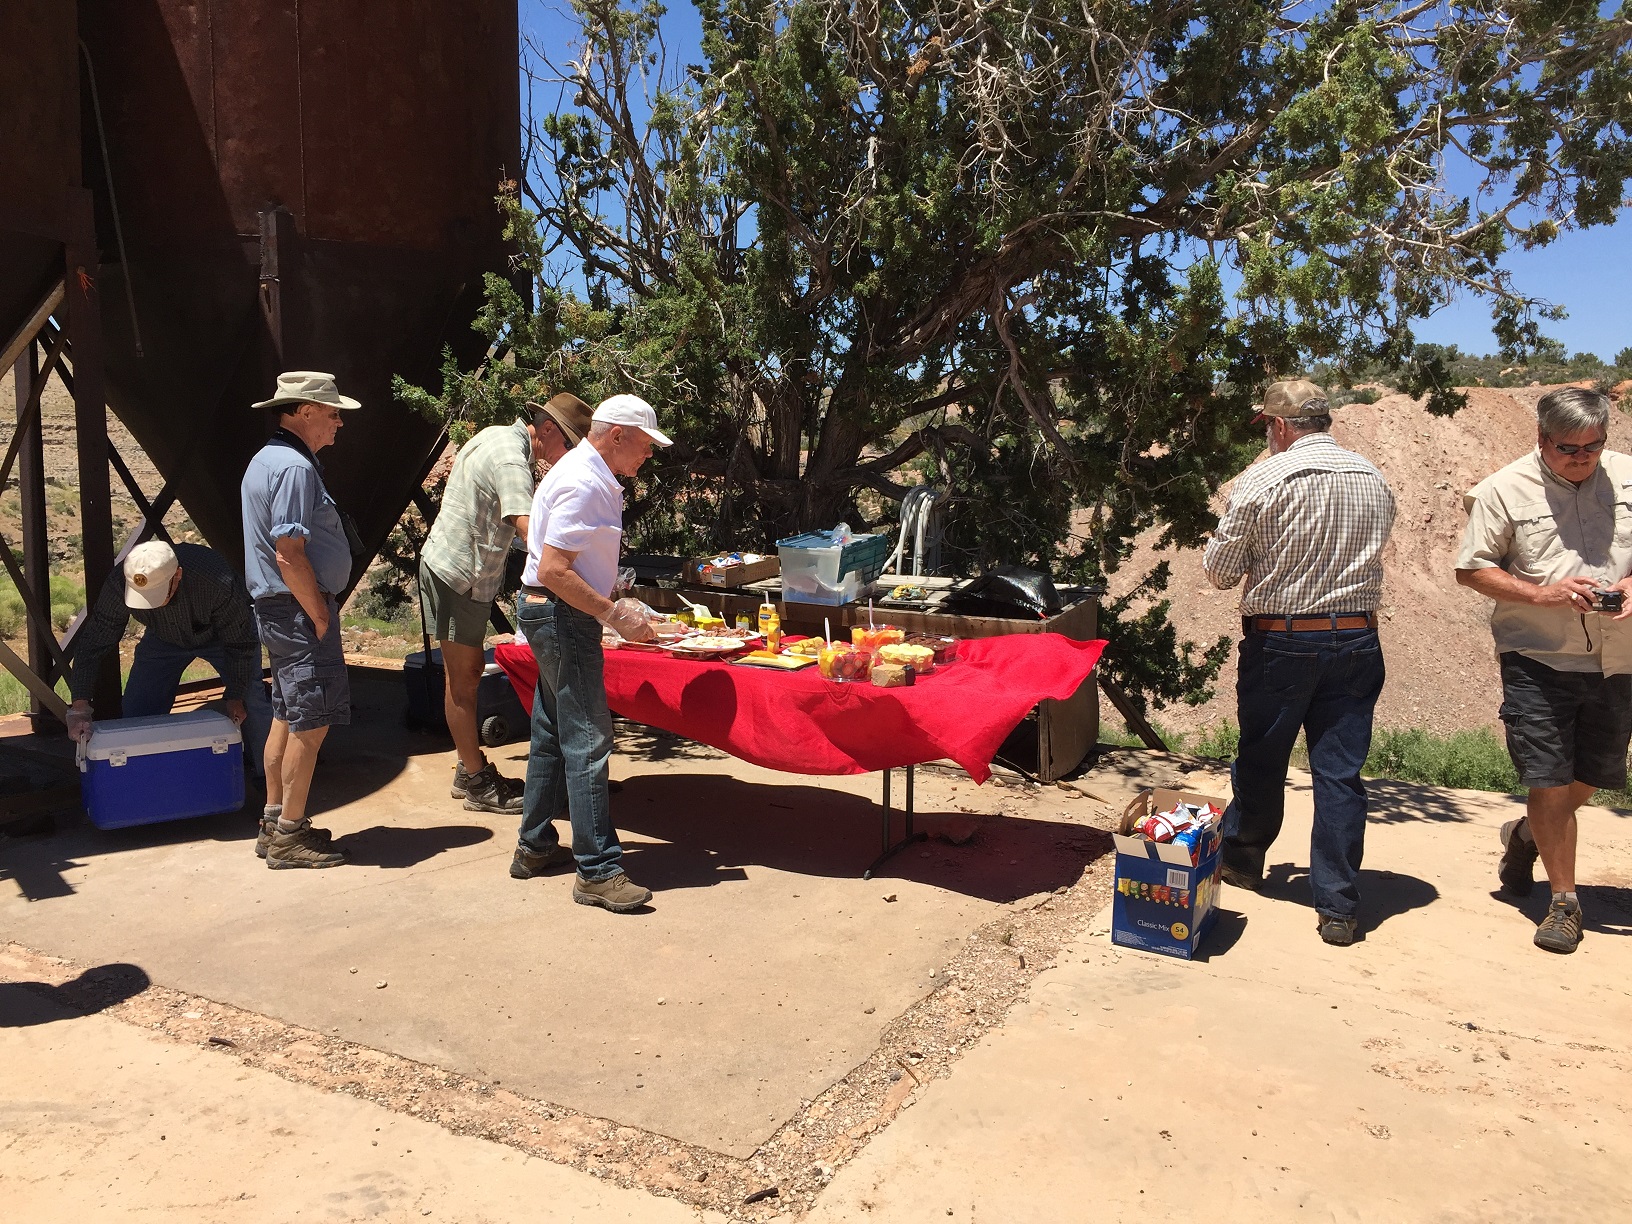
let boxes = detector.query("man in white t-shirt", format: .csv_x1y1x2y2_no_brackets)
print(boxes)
511,394,671,912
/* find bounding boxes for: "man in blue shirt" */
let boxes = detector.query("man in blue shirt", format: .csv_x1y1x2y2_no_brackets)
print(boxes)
241,371,359,869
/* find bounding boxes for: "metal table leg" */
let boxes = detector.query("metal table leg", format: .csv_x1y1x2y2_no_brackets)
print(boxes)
863,764,926,879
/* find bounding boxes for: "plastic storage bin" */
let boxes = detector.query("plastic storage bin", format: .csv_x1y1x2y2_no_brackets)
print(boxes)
776,531,890,605
78,710,245,830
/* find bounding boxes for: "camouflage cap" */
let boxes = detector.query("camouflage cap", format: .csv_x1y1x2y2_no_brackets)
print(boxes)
1252,379,1330,424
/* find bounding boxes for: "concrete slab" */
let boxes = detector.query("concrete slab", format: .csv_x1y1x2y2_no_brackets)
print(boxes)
808,768,1632,1221
0,980,731,1224
0,673,1101,1157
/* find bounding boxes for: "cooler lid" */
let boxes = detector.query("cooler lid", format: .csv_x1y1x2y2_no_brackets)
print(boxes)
81,711,242,764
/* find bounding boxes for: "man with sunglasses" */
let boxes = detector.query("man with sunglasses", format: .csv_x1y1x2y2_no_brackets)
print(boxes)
1456,386,1632,954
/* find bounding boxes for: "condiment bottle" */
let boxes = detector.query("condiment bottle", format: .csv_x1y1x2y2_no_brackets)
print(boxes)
758,599,781,653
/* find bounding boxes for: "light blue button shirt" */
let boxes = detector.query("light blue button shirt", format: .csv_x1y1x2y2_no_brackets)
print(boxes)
241,434,353,599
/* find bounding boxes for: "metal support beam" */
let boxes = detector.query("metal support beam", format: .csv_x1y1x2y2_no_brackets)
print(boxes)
65,188,121,717
14,339,55,709
0,279,66,378
0,638,67,722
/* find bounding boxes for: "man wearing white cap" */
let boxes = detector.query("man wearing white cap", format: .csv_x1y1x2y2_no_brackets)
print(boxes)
241,371,360,869
66,541,271,775
512,393,670,911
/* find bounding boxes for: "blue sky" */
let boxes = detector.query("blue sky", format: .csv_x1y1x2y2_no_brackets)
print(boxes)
519,1,1630,362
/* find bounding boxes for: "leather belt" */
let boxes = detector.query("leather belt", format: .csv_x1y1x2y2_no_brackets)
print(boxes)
1245,612,1377,633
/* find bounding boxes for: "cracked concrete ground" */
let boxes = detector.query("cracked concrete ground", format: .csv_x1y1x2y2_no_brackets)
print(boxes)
4,709,1630,1220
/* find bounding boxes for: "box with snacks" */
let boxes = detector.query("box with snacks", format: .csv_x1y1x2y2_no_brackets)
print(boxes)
1110,787,1227,960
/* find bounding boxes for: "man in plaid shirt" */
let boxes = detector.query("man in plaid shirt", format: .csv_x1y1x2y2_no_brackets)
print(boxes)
1203,380,1397,946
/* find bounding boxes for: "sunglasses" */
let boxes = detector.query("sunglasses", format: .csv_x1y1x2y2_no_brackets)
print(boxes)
1546,435,1607,456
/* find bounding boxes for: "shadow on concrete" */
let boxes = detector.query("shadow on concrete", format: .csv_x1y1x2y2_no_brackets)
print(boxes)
1487,883,1632,938
607,772,1110,904
0,961,150,1028
336,822,493,868
1191,909,1249,960
1262,863,1440,937
1361,778,1521,825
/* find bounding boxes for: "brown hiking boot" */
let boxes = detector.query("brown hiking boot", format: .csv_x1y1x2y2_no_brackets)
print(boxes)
1499,817,1539,897
572,871,652,913
256,814,333,859
266,822,346,870
1534,896,1583,954
454,761,524,814
510,843,574,879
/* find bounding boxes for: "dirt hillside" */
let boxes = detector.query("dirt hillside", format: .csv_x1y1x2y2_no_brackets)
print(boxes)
1106,383,1632,740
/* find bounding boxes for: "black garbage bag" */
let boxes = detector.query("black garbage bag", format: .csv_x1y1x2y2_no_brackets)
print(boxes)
942,563,1063,620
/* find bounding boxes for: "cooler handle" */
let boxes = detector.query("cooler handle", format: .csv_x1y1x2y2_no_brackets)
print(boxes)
211,738,229,755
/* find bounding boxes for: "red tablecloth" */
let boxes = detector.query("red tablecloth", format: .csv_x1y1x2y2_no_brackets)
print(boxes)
493,634,1105,783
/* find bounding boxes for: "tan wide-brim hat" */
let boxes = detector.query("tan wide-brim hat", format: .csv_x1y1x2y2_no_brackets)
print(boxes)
252,370,361,411
527,392,595,446
1252,379,1330,424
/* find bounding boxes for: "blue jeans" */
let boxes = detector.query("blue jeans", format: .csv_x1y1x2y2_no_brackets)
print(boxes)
122,635,274,777
516,598,622,881
1221,628,1385,920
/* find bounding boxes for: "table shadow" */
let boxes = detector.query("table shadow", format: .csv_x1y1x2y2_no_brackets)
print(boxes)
602,771,1113,905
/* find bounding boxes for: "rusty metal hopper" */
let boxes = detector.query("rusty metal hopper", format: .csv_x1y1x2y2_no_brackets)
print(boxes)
77,0,520,568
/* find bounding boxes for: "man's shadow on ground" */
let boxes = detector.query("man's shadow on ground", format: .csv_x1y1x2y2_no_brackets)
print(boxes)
1261,862,1439,939
0,962,150,1029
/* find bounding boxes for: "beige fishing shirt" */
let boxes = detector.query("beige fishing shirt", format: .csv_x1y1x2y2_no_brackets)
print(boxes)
1456,448,1632,675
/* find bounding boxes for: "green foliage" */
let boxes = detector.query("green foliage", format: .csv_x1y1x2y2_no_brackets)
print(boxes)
1364,727,1521,793
398,0,1632,713
0,574,83,637
1317,342,1632,396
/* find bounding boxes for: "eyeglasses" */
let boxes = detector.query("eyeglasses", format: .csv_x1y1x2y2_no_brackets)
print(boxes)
1546,435,1607,456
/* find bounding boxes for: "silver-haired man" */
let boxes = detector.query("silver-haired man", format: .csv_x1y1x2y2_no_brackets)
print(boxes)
1456,386,1632,954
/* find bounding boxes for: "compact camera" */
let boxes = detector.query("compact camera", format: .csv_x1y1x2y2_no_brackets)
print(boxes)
1590,588,1625,613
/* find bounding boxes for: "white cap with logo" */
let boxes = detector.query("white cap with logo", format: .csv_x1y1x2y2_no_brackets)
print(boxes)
124,540,179,610
593,394,673,447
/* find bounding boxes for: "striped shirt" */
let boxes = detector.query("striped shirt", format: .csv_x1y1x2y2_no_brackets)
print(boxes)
1203,433,1397,617
69,543,260,702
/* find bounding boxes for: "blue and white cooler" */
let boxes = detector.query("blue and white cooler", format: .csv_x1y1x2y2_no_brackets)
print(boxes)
77,710,245,830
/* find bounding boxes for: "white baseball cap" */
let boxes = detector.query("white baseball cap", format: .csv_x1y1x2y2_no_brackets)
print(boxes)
593,394,673,447
123,540,179,610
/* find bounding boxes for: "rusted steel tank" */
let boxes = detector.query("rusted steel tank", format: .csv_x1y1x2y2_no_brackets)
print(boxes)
0,4,80,338
75,0,520,567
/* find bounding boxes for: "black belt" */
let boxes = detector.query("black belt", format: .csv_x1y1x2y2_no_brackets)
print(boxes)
1245,612,1377,633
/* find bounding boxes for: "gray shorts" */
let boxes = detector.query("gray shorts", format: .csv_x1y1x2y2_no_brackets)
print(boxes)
419,560,490,649
255,593,351,733
1498,652,1632,790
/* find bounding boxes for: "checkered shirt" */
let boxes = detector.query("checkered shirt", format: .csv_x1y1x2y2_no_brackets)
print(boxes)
420,420,537,604
1203,433,1397,617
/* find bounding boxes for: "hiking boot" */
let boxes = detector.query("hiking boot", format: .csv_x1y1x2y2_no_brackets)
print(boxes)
572,871,652,913
1499,817,1539,897
1219,862,1261,892
265,822,346,870
1317,913,1357,946
1534,896,1584,954
256,814,334,860
455,762,524,814
510,843,574,879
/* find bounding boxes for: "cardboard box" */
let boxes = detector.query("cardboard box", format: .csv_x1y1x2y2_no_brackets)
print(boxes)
687,555,781,588
78,710,245,830
1111,788,1226,959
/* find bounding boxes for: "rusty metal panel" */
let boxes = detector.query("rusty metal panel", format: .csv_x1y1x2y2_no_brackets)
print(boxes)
72,0,521,576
